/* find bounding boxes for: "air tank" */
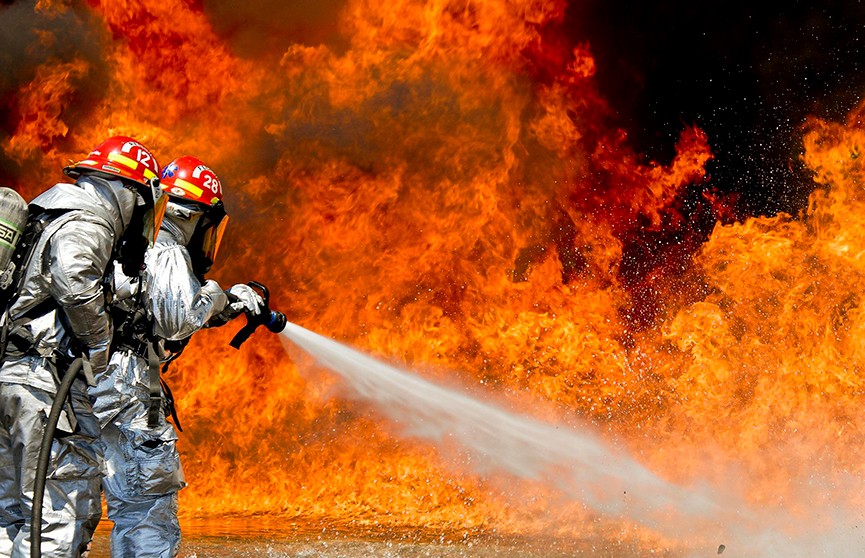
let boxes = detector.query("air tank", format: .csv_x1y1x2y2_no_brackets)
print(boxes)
0,187,29,289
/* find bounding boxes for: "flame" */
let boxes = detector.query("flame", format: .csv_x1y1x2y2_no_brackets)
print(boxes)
2,0,864,549
4,59,90,172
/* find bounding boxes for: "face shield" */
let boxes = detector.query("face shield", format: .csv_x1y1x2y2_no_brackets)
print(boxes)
126,176,168,245
200,212,229,264
144,186,168,246
187,200,228,276
118,177,167,277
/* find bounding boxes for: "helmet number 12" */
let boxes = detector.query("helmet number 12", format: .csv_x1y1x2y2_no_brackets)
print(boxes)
136,149,152,166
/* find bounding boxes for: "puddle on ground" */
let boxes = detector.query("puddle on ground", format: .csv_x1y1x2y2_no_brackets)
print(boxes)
87,518,677,558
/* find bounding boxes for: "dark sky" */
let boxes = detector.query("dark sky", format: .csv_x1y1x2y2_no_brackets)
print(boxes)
566,0,865,218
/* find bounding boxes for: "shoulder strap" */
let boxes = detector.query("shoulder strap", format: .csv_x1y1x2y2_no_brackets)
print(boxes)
0,207,69,359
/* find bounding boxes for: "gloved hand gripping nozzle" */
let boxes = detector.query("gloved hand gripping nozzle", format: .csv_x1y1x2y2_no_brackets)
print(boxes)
229,281,287,349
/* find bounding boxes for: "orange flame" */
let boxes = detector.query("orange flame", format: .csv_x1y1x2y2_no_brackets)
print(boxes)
4,59,90,170
3,0,864,549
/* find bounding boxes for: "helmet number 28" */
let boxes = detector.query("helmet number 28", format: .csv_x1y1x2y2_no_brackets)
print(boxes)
203,175,220,193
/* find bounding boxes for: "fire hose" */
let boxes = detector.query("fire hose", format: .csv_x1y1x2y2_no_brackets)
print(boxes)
30,357,87,558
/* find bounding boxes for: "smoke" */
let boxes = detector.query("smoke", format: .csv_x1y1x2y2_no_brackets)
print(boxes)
0,0,110,185
0,1,104,94
201,0,349,57
564,1,865,218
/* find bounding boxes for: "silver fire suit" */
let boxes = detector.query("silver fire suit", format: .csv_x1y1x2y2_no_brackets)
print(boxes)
0,176,137,558
90,220,230,558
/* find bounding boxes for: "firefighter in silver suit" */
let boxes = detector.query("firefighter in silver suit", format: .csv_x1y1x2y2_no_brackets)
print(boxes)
0,136,166,558
90,155,261,558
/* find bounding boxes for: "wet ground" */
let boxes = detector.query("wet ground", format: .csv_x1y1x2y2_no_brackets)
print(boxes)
88,520,681,558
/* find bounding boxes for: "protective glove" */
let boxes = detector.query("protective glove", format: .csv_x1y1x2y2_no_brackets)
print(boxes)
226,283,264,316
210,283,264,325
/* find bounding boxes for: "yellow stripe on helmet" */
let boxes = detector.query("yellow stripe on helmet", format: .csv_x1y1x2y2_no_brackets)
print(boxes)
174,178,204,197
143,168,157,180
108,152,139,170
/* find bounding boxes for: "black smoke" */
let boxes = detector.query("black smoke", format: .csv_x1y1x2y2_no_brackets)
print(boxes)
0,0,110,185
200,0,349,59
566,0,865,218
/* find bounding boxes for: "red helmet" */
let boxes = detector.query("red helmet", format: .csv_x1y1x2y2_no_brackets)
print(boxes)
64,136,166,247
161,155,229,271
64,136,160,188
160,155,223,206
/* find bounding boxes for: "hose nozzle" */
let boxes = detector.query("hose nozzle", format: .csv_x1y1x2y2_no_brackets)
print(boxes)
229,281,286,349
266,309,287,333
